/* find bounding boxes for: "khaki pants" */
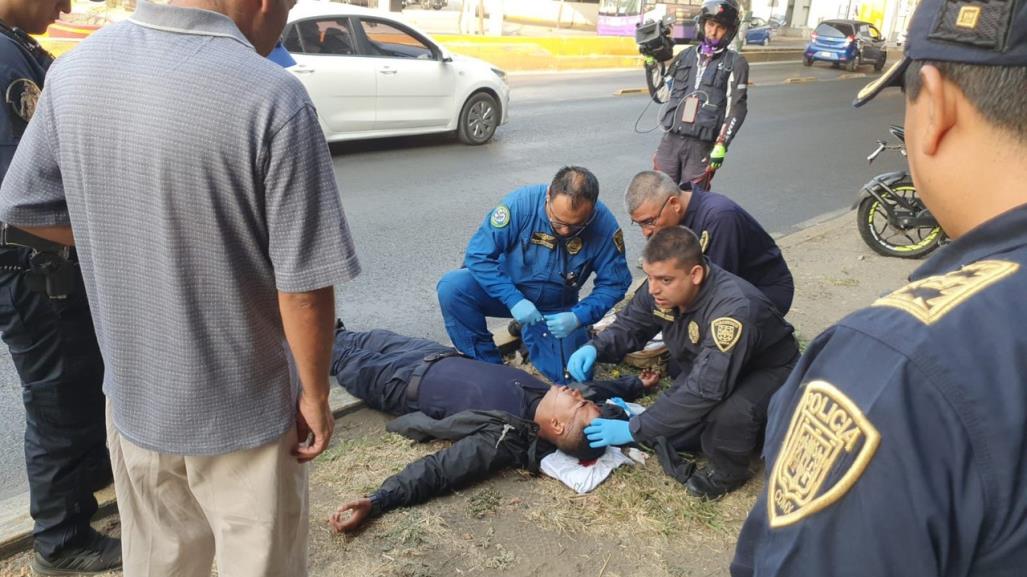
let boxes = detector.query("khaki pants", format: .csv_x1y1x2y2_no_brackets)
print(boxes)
106,402,309,577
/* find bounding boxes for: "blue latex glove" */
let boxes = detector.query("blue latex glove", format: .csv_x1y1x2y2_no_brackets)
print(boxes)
510,299,543,327
608,396,633,417
567,345,597,382
543,312,580,339
584,418,634,448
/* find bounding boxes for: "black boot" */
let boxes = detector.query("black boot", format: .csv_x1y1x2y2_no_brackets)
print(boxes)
31,528,121,576
685,467,749,500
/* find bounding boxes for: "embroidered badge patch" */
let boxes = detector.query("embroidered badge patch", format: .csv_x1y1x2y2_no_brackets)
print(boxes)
768,380,880,528
653,307,676,322
566,237,583,255
5,78,40,122
490,205,511,229
688,320,700,344
710,317,742,352
873,260,1018,325
613,229,625,254
956,5,981,28
530,231,557,250
699,230,710,253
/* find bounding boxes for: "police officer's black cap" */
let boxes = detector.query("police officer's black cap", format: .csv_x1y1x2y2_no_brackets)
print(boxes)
854,0,1027,107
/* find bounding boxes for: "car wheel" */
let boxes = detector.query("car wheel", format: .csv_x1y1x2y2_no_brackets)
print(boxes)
457,92,499,145
803,56,813,67
874,56,885,72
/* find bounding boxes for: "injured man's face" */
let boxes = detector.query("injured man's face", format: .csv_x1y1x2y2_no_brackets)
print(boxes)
535,386,605,461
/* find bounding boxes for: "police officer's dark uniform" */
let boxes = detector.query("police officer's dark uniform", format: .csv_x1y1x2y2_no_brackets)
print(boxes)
0,15,114,572
591,261,798,496
732,0,1027,574
679,189,794,314
329,326,640,518
655,0,748,190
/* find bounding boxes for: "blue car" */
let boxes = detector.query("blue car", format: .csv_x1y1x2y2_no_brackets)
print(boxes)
804,19,887,72
744,17,773,46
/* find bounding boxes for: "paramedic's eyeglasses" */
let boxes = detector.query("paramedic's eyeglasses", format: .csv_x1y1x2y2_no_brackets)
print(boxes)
631,196,672,229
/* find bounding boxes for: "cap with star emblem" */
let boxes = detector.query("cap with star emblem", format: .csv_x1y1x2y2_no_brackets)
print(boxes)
853,0,1027,107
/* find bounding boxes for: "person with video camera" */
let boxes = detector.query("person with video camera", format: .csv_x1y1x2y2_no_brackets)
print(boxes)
653,0,748,192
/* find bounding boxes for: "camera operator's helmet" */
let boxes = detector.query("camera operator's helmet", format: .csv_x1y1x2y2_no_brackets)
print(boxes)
696,0,741,46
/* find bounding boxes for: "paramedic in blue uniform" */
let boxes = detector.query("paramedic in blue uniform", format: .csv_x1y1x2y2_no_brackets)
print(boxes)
0,0,119,574
437,166,632,384
733,0,1027,574
625,170,793,315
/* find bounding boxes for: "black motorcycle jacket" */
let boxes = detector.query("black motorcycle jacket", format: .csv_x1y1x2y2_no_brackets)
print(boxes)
660,46,749,145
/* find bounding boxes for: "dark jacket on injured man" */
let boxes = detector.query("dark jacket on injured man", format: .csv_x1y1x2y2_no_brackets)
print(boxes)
330,327,641,518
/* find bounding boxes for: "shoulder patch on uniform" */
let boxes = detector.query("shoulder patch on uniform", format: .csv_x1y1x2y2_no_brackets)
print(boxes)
688,320,700,344
566,237,583,255
490,205,511,229
699,230,710,253
613,228,625,254
530,231,557,250
6,78,40,122
872,260,1018,325
710,317,742,352
768,380,880,528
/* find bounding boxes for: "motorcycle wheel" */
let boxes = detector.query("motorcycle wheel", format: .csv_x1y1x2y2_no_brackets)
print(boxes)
857,180,943,259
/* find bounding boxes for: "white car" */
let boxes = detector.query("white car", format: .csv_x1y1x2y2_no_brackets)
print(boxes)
284,1,509,145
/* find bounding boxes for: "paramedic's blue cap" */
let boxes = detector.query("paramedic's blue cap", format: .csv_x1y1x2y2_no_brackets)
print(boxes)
854,0,1027,107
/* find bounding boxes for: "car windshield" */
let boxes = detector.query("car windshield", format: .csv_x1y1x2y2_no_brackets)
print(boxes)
815,22,853,37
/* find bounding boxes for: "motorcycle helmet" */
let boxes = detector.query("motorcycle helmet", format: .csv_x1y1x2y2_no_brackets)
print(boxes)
696,0,742,47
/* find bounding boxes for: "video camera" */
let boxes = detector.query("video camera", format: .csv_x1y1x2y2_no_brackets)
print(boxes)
634,15,676,62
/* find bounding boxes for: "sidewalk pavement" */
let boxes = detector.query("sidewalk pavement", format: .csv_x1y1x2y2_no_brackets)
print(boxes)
0,209,921,575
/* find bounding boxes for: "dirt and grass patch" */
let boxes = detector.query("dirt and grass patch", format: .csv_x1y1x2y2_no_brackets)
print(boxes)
306,362,758,577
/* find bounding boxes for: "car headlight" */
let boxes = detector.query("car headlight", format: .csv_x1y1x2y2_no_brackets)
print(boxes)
491,67,507,83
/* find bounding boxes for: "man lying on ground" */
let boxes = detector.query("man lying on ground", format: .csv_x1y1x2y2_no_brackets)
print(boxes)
325,324,658,532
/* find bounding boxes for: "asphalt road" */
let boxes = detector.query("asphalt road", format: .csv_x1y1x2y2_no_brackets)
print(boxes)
0,61,907,500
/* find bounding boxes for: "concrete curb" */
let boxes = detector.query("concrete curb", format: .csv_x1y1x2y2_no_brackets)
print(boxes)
437,35,805,72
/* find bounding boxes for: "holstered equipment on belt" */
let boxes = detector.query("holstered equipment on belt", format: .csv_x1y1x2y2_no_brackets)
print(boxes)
405,350,465,402
0,222,77,299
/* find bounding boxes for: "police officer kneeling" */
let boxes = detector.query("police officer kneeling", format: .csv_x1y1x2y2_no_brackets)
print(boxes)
733,0,1027,573
569,226,798,498
625,170,794,315
0,0,118,574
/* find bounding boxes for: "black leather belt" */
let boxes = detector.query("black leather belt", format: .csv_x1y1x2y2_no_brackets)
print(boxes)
1,222,70,255
405,350,464,402
0,223,77,298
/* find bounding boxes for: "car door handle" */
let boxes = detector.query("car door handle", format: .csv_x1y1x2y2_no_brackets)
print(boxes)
379,68,398,75
292,65,315,74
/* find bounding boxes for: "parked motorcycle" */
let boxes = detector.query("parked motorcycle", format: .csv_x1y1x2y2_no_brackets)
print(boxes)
855,125,945,259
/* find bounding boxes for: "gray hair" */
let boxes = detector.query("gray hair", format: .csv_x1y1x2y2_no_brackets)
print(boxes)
624,171,681,214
